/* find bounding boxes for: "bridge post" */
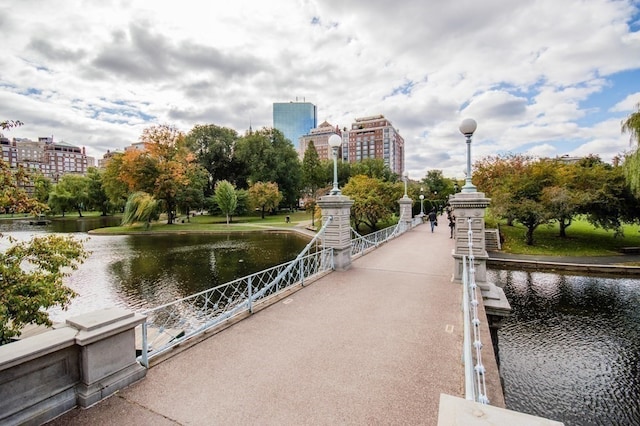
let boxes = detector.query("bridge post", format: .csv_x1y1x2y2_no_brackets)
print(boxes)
398,195,413,229
318,194,354,271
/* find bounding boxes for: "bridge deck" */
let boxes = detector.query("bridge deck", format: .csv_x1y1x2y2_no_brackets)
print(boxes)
51,222,481,425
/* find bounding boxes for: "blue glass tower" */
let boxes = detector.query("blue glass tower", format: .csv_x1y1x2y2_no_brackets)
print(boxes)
273,102,317,150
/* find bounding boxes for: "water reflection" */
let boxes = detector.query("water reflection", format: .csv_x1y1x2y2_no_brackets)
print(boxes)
0,219,309,322
488,269,640,425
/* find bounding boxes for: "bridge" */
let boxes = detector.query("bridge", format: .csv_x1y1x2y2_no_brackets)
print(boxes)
1,192,562,425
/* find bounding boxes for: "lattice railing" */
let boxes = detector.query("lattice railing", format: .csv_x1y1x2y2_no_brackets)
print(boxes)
138,217,334,367
462,218,489,404
350,217,421,258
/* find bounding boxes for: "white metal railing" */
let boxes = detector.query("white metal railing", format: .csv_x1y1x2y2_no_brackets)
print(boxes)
350,219,415,258
462,218,489,404
137,217,334,367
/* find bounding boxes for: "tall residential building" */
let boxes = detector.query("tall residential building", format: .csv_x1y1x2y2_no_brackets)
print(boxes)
344,115,404,175
10,137,92,182
298,121,342,160
273,101,317,150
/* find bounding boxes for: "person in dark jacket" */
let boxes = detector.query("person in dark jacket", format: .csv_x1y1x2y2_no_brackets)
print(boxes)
428,209,437,232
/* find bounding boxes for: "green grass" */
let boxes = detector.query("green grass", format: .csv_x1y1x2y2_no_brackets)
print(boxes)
498,219,640,256
91,210,314,234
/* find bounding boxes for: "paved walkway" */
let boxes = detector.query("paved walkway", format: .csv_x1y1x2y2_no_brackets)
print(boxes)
50,221,467,425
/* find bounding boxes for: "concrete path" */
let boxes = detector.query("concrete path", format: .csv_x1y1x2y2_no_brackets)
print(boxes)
50,221,464,425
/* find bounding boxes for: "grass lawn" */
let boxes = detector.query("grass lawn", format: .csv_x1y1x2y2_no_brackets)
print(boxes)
91,210,316,234
498,219,640,256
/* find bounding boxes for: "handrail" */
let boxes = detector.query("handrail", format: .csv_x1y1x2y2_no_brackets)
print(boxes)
138,217,334,367
462,218,489,404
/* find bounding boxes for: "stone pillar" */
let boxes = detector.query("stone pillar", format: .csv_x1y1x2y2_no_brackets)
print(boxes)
317,194,354,271
450,191,511,332
66,307,147,407
398,196,413,229
449,191,491,283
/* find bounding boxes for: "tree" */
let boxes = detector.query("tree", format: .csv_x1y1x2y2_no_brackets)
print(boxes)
350,158,395,182
342,175,401,231
622,102,640,145
102,152,130,212
301,142,325,226
185,124,241,195
248,181,283,219
119,124,206,224
32,173,53,206
48,174,89,217
121,191,160,230
214,180,238,225
0,234,88,344
86,167,110,215
235,128,302,210
0,160,47,215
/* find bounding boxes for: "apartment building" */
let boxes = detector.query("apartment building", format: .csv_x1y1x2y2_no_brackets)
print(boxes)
344,115,404,174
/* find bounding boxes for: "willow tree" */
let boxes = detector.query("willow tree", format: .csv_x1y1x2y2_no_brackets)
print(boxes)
122,191,159,230
623,102,640,196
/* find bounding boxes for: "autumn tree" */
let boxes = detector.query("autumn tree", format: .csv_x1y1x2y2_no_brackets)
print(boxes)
119,124,206,224
215,180,238,225
248,181,283,219
0,161,47,215
102,152,129,212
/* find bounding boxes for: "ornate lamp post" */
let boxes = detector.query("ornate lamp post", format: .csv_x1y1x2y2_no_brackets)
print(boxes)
328,134,342,195
403,171,408,198
459,118,477,193
419,194,425,216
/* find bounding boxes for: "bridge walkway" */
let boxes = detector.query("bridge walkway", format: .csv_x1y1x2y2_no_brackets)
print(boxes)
51,221,466,425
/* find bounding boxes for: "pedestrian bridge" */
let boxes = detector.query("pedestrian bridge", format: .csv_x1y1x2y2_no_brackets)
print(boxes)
40,219,559,425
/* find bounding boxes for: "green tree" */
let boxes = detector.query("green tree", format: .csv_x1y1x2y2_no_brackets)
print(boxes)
248,181,283,219
0,234,88,344
301,142,325,226
235,128,302,209
121,191,160,230
33,173,53,206
342,175,401,231
48,174,89,217
185,124,241,195
86,167,110,215
622,102,640,196
622,102,640,145
214,180,238,225
350,158,395,182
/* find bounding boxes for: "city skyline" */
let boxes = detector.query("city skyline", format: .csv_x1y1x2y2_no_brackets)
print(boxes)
1,1,640,179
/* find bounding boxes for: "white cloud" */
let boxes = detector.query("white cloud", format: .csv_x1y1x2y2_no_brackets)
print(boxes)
0,0,639,179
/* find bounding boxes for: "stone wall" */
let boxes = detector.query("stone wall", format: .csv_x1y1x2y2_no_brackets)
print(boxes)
0,308,146,425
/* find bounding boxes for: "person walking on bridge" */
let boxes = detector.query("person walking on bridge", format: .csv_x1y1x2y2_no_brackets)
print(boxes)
428,208,437,232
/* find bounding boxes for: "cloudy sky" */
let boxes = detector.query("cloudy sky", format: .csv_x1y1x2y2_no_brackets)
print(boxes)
1,0,640,179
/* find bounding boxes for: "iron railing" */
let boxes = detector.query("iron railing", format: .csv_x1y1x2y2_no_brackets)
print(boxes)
138,217,334,367
462,218,489,404
350,219,418,258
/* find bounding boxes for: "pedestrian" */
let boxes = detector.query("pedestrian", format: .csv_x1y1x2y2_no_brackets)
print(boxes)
449,215,456,238
428,208,437,232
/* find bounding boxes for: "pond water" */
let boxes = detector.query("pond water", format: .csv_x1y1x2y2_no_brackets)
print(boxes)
488,268,640,426
0,218,310,321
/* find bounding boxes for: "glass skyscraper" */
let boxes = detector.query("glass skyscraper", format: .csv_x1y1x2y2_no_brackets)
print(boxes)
273,101,317,150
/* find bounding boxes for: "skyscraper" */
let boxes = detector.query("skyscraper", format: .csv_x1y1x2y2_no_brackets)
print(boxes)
273,101,317,150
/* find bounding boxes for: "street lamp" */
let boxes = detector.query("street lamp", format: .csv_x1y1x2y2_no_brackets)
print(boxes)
459,118,477,193
403,171,408,198
419,194,425,216
328,134,342,195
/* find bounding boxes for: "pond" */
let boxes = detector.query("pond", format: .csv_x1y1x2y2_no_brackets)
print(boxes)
0,218,310,322
488,268,640,426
